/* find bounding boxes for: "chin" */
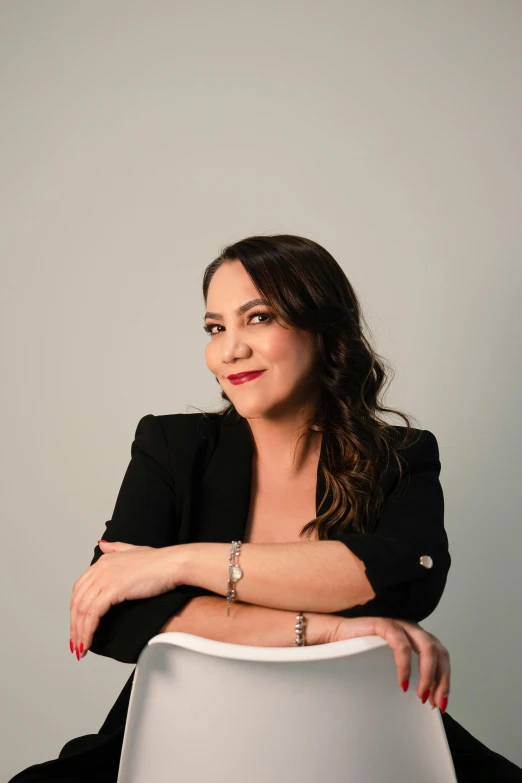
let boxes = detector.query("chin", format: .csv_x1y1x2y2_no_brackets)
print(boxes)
228,393,275,417
232,403,270,419
234,395,294,421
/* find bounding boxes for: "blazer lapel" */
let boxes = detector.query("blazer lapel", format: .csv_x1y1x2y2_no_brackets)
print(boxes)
198,416,254,543
199,415,332,543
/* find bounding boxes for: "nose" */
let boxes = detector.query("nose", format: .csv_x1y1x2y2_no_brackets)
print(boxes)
221,332,251,364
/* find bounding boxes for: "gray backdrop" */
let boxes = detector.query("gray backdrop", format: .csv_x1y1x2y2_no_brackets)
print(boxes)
2,1,521,779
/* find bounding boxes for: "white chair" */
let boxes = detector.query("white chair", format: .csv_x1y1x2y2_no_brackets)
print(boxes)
117,632,457,783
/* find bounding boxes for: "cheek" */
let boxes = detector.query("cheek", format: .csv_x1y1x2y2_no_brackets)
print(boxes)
205,342,216,371
265,332,313,372
261,332,295,363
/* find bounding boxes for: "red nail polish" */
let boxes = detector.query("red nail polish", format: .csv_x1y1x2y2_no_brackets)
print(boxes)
69,638,74,653
98,539,107,543
401,679,409,692
422,689,430,704
79,641,84,654
75,647,80,661
441,696,448,714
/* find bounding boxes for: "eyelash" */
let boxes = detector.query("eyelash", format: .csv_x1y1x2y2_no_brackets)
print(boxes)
203,310,273,335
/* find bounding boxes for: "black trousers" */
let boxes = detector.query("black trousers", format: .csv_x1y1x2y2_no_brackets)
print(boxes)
8,710,522,783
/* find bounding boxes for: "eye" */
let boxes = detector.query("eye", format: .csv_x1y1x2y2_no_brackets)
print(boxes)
203,310,273,336
249,310,273,325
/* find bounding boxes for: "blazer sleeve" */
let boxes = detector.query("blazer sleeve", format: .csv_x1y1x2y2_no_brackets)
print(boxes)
329,429,451,623
89,414,215,664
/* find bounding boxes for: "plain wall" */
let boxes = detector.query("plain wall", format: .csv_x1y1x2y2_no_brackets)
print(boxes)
2,1,521,779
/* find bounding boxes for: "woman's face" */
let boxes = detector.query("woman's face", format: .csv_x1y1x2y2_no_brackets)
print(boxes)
204,260,319,421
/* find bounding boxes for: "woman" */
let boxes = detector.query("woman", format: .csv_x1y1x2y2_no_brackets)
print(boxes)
10,234,522,782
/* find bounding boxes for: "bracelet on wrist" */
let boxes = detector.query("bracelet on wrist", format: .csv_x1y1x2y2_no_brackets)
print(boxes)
227,540,243,617
294,612,306,646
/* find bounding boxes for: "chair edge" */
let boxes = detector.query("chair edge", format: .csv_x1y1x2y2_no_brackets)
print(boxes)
144,631,389,663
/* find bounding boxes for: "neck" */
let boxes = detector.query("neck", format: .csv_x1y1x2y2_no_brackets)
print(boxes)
246,416,323,477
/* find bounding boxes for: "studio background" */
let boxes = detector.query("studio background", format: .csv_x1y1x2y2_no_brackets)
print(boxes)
2,1,521,779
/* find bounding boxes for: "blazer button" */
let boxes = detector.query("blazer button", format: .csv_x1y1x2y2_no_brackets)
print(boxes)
420,555,433,569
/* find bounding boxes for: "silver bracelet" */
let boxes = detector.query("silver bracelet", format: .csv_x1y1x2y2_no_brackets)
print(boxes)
294,612,306,646
227,540,243,617
226,541,306,649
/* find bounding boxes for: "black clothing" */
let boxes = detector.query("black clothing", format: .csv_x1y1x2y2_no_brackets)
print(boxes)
9,412,522,781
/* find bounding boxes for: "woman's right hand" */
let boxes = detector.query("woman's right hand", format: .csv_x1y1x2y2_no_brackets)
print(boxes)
322,615,450,713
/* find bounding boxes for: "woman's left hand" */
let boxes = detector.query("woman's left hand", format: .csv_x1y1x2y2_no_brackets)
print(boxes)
70,540,182,660
331,616,450,712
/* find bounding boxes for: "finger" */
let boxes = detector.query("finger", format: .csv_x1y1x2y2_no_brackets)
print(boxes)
70,570,97,658
428,649,442,708
98,541,140,552
75,580,101,659
373,618,413,691
70,567,95,603
69,563,100,654
395,621,438,703
430,646,451,711
97,540,119,552
76,584,114,659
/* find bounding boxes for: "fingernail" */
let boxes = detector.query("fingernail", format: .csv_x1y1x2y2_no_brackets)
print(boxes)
401,679,409,692
69,639,74,653
75,647,80,661
79,641,84,654
441,696,448,714
421,689,430,704
98,539,107,543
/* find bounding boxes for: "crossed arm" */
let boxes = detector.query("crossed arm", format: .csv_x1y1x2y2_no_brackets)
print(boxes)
175,540,376,613
77,538,374,661
156,540,376,647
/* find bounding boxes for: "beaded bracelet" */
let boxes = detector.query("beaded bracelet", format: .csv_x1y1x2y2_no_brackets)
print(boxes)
294,612,307,646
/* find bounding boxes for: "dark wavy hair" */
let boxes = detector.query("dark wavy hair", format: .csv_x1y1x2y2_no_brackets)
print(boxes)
195,233,422,541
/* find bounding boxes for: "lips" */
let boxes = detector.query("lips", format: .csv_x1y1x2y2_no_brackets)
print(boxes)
227,370,266,384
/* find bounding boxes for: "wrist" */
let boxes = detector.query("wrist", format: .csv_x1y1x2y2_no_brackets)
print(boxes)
168,543,195,587
302,611,339,646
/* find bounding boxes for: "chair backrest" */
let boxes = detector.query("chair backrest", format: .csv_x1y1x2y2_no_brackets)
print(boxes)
117,632,457,783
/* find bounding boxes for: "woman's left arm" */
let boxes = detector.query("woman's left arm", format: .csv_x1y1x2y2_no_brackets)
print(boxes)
160,429,450,622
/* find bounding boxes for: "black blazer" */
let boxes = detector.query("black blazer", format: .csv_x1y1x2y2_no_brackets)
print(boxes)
89,412,450,664
11,413,522,782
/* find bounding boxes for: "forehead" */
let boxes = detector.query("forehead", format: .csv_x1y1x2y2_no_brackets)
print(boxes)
207,261,256,297
206,262,264,313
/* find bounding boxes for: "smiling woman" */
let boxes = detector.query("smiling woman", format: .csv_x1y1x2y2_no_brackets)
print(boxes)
9,234,522,783
202,261,321,437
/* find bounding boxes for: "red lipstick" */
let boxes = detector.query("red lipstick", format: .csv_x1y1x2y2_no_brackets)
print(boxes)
227,370,266,385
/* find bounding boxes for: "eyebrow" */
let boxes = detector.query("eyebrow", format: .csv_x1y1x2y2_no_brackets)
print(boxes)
203,298,270,322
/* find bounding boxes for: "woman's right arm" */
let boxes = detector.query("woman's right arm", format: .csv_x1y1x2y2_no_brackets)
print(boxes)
161,596,450,711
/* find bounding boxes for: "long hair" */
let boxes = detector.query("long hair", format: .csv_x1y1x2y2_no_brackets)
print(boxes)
195,233,422,540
